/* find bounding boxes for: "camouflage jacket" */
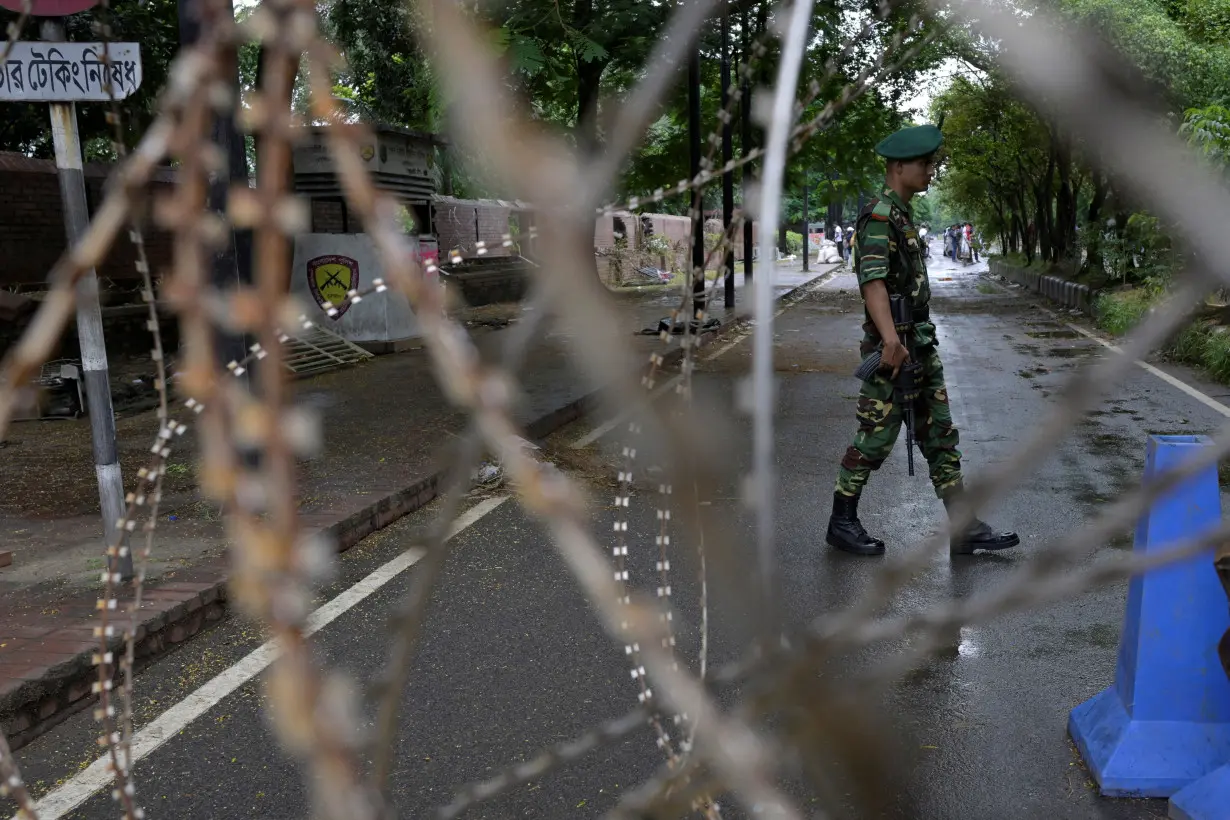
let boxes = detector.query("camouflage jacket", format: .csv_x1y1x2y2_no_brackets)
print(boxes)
853,185,936,351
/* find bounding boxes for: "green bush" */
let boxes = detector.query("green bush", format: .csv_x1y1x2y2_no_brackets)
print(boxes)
1170,320,1211,362
785,231,804,255
1095,289,1154,336
1098,288,1230,384
643,235,672,256
1196,325,1230,382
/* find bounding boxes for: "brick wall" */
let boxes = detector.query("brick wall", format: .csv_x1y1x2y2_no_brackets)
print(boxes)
432,197,518,259
477,202,510,252
433,201,476,255
310,199,347,234
593,211,761,284
0,153,175,289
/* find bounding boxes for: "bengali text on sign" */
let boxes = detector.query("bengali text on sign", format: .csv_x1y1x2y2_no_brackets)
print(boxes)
0,42,142,102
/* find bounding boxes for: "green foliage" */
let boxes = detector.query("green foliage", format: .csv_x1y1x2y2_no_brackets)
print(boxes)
1085,213,1175,285
326,0,439,130
1181,104,1230,164
1180,325,1230,383
785,231,804,256
1061,0,1230,107
1184,0,1230,43
929,74,1046,251
643,234,671,256
1095,289,1156,335
1098,288,1230,384
617,4,943,211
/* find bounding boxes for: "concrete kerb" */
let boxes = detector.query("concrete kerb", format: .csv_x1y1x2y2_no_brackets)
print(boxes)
0,268,835,750
989,258,1097,317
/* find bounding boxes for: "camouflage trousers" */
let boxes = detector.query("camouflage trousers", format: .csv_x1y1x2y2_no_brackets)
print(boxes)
834,347,963,498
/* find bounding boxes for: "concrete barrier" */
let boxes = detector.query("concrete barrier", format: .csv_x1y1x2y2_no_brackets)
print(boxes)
988,259,1095,316
290,233,438,352
1068,435,1230,797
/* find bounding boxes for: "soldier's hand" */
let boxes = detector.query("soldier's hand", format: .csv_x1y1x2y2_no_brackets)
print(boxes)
882,339,910,380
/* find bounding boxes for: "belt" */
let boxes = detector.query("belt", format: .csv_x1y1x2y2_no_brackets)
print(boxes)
912,306,930,323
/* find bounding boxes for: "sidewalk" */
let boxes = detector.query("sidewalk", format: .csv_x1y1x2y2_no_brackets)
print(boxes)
0,262,841,748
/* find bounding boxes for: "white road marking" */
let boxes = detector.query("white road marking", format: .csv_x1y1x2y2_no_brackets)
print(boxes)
18,496,508,820
700,307,784,363
991,277,1230,418
570,285,831,449
570,374,683,449
571,271,844,449
1058,319,1230,418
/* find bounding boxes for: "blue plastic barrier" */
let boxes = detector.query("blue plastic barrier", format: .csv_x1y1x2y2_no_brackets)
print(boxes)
1068,435,1230,798
1170,762,1230,820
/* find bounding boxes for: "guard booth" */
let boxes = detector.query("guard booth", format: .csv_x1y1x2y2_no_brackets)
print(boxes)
290,124,443,352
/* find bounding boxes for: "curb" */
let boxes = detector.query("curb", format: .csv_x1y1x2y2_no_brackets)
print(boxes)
0,270,828,750
988,258,1096,316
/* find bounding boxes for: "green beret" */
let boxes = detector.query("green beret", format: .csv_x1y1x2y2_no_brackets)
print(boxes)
875,124,943,160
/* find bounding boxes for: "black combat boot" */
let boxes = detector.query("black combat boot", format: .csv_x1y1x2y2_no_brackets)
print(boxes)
826,493,886,556
943,497,1020,555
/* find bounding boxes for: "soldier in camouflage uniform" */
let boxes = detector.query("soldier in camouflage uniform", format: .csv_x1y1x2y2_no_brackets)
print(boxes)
826,124,1020,557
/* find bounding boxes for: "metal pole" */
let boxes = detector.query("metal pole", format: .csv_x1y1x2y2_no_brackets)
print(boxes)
740,5,753,285
178,0,249,370
688,39,705,317
721,2,734,309
802,177,809,272
41,19,132,579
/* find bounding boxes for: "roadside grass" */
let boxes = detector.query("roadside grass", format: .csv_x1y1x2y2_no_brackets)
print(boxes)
1096,289,1230,383
1095,289,1153,336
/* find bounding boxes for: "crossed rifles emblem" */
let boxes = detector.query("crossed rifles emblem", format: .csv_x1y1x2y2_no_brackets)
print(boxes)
306,255,360,319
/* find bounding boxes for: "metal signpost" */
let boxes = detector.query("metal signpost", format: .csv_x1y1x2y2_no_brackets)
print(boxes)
0,8,142,578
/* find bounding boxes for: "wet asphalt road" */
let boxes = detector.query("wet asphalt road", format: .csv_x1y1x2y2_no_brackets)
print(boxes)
7,246,1228,819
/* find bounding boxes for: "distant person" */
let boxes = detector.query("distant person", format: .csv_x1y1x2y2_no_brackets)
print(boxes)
825,122,1019,558
834,224,845,262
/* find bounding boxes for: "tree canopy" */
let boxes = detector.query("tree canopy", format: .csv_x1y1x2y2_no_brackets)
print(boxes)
926,0,1230,280
0,0,954,235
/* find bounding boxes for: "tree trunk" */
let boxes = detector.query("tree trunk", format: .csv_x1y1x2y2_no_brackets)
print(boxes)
572,0,606,155
571,0,607,279
1054,132,1077,265
575,61,605,154
991,198,1007,253
1083,173,1108,276
778,223,788,255
801,180,809,270
1039,142,1057,263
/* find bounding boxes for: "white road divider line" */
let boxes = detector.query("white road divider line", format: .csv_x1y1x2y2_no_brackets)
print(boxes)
19,495,508,820
702,296,807,363
991,276,1230,419
570,374,683,449
1059,319,1230,418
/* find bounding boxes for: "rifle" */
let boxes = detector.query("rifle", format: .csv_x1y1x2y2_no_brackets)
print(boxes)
852,294,922,476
